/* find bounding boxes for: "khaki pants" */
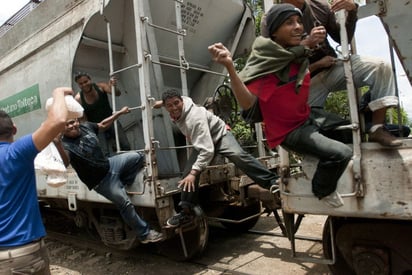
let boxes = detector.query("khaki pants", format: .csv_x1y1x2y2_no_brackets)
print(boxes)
0,240,50,275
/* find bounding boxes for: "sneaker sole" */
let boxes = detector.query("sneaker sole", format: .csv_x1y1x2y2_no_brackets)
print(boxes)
165,220,192,228
140,237,164,244
165,222,179,228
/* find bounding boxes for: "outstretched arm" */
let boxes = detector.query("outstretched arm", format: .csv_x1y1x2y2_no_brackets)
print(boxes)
208,43,256,110
329,0,357,13
309,55,337,73
53,133,70,167
98,76,121,96
32,87,73,151
325,0,358,44
301,26,327,49
152,100,163,109
97,106,130,131
74,93,88,122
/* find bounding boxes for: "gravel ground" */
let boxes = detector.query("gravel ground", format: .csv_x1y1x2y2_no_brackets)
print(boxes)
47,214,331,275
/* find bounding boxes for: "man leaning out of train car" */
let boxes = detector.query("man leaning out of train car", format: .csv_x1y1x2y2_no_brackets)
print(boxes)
53,105,164,244
154,89,279,228
0,87,73,274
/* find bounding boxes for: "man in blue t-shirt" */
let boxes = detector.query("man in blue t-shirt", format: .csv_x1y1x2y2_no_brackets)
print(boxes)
54,106,163,244
0,87,73,274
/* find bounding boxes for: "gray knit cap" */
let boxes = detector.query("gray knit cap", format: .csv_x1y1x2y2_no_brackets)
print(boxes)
266,3,302,36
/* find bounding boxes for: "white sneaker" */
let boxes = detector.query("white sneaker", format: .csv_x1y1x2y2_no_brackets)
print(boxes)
321,191,344,208
140,229,164,244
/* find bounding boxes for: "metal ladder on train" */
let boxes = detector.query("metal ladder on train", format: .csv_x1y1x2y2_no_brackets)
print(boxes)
278,3,404,264
99,0,252,258
100,0,253,162
98,0,192,256
277,10,364,265
98,0,190,186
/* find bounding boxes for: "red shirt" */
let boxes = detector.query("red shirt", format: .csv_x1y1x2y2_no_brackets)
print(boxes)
246,64,311,148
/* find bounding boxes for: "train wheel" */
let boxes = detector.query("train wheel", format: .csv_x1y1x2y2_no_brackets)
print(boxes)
98,220,139,250
323,217,412,275
322,217,356,275
158,206,209,261
220,200,261,232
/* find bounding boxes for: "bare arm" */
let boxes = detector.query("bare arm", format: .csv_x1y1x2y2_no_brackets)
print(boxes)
300,26,327,49
324,0,358,44
153,100,163,109
208,43,256,110
74,93,82,104
97,106,130,131
32,87,73,151
329,0,357,13
308,56,337,73
74,93,88,121
53,134,70,167
98,76,121,96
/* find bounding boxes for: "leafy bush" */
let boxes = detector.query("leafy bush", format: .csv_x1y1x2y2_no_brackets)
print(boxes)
325,86,409,126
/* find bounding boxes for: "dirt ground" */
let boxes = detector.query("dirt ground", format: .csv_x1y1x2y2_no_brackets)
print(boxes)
47,214,331,275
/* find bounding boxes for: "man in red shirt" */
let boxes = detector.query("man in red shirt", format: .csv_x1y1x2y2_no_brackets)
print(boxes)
209,4,352,207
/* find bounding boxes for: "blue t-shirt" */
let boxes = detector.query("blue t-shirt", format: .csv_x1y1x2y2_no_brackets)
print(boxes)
0,135,46,247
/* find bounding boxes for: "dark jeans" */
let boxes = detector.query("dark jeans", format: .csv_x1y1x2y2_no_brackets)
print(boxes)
282,117,353,199
179,131,278,209
94,152,150,239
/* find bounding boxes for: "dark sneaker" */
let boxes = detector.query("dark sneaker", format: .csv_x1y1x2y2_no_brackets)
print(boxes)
369,126,402,147
140,229,164,244
166,211,193,228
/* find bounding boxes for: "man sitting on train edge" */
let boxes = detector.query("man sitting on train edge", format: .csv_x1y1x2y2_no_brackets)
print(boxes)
261,0,402,147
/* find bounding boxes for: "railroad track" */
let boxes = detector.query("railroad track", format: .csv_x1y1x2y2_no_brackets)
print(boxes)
43,207,265,274
43,208,328,274
46,226,264,275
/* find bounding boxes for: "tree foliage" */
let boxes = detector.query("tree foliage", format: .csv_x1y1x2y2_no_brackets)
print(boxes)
325,87,410,126
245,0,264,36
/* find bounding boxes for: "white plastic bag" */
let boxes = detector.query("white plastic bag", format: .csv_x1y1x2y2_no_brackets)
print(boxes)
34,142,67,187
45,95,84,119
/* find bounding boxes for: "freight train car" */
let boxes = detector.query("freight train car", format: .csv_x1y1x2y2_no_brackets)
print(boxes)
0,0,276,261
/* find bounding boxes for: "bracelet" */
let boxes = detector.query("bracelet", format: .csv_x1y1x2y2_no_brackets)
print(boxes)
190,170,197,176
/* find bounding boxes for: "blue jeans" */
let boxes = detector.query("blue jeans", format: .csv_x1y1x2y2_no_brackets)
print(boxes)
94,152,150,239
282,116,353,199
179,131,278,209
